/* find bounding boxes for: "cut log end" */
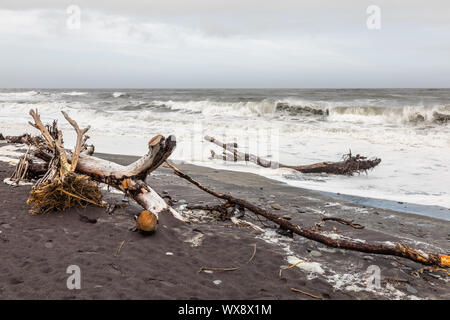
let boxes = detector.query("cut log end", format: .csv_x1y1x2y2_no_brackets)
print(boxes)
135,210,158,233
148,134,164,147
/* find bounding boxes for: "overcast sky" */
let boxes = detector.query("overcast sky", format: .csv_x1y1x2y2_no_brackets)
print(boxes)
0,1,449,88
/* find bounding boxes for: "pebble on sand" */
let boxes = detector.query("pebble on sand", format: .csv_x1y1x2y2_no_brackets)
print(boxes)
406,284,418,295
271,204,281,210
213,280,222,285
310,250,322,257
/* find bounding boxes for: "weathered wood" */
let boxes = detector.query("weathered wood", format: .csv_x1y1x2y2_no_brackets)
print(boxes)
205,135,381,175
31,134,187,223
165,161,450,268
72,135,175,181
23,109,186,227
61,110,90,171
5,134,43,145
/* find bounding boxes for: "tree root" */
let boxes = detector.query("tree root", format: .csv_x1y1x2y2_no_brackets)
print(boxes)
27,172,104,214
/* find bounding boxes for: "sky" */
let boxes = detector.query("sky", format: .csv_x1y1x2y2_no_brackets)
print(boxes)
0,1,449,88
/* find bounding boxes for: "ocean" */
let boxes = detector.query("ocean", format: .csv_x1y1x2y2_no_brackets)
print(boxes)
0,88,449,218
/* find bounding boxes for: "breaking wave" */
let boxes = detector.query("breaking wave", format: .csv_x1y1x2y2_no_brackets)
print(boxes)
158,100,277,117
61,91,89,96
275,101,450,125
112,92,131,98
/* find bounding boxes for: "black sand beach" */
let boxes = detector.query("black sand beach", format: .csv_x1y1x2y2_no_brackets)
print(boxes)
0,144,449,300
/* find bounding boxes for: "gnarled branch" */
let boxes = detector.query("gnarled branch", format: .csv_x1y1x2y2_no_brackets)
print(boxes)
61,110,90,171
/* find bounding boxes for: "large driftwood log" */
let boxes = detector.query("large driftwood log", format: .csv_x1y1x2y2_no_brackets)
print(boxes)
29,132,187,223
18,138,186,225
205,136,381,175
165,161,450,268
19,110,186,230
69,135,187,223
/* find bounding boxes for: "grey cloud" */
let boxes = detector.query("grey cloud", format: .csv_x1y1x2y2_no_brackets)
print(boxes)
0,1,449,88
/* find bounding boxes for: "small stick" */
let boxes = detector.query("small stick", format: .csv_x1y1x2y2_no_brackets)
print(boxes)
279,259,307,277
290,287,322,299
114,240,126,257
198,266,240,273
321,217,365,229
416,267,450,276
247,244,257,263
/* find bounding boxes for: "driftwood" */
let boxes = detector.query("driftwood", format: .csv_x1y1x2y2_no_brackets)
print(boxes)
9,109,186,231
164,161,450,268
205,136,381,175
24,109,105,215
4,133,43,145
67,135,187,223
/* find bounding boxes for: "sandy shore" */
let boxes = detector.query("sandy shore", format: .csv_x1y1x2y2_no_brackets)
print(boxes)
0,143,449,299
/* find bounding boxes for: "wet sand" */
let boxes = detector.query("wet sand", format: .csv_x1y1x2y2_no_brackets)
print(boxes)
0,144,449,299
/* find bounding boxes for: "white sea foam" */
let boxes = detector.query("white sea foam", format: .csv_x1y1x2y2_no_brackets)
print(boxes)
159,99,277,117
61,91,88,96
113,92,127,98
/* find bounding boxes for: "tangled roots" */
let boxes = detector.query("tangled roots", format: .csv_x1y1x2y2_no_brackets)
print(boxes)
27,172,104,214
340,152,381,175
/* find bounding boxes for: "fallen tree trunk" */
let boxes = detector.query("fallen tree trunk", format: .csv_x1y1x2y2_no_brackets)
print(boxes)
30,133,187,224
71,136,187,223
165,161,450,268
10,109,186,232
205,135,381,175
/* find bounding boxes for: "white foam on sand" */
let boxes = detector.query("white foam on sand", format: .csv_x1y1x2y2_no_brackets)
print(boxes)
256,228,425,299
256,229,295,256
326,268,425,300
286,256,325,279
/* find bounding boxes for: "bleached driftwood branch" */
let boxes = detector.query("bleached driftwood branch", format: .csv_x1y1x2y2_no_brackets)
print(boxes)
69,135,187,222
